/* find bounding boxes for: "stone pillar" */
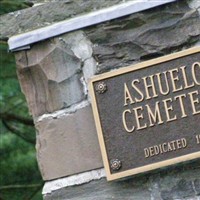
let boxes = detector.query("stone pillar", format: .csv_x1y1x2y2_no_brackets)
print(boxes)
6,0,200,199
14,31,103,180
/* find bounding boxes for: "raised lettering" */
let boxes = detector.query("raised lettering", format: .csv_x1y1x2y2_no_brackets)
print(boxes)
180,66,195,89
142,75,158,100
122,109,135,132
192,62,200,85
131,79,144,102
156,72,170,95
124,83,134,106
168,68,183,92
174,94,187,118
145,101,164,127
163,98,177,122
133,106,147,130
188,90,200,115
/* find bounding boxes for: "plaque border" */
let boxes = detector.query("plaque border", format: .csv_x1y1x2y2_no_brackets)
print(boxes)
89,47,200,181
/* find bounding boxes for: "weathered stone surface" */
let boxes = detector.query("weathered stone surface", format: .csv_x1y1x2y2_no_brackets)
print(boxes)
58,31,93,62
44,160,200,200
7,0,200,199
194,179,200,195
44,176,151,200
85,0,200,73
189,0,200,13
0,0,126,39
36,105,103,180
15,31,95,117
83,57,97,83
158,161,200,200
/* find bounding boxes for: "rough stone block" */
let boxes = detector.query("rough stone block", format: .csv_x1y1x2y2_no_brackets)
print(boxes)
44,177,151,200
15,36,85,117
83,57,96,81
57,31,93,61
35,105,103,180
0,0,125,39
194,179,200,195
85,1,200,73
43,160,200,200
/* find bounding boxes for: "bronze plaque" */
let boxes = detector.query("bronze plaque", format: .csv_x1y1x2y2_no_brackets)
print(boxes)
89,47,200,181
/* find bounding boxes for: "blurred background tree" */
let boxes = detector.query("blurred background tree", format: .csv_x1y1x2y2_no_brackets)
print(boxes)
0,1,43,199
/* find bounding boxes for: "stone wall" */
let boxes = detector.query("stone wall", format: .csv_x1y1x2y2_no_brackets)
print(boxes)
0,0,127,40
8,0,200,199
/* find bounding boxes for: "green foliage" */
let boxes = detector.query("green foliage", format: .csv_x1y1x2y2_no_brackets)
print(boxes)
0,0,33,15
0,141,43,200
0,133,41,184
0,1,43,198
0,43,43,199
0,43,26,113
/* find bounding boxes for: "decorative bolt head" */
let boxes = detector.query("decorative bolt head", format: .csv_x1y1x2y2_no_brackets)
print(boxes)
110,159,121,171
95,82,107,94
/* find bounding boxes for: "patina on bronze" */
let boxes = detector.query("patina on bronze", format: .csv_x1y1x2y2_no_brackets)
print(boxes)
89,47,200,181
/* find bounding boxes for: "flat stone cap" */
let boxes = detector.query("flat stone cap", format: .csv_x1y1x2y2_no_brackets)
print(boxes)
7,0,176,51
